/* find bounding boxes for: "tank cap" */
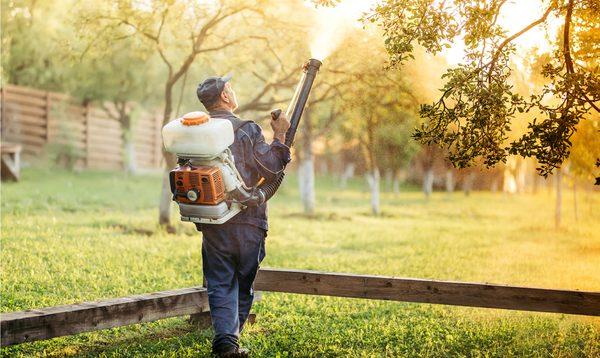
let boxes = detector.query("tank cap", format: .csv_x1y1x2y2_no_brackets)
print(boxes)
181,111,209,126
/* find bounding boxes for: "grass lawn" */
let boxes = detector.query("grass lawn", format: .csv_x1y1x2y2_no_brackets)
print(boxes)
1,168,599,357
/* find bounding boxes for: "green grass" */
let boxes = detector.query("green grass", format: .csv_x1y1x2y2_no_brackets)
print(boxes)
1,168,599,357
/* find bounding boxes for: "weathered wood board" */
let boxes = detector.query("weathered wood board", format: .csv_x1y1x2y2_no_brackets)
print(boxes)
254,268,600,316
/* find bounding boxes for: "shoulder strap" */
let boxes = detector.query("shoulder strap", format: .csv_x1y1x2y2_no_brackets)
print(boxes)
230,117,254,132
208,110,253,132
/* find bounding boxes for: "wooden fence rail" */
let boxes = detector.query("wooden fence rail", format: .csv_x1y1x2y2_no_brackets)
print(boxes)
2,268,599,346
0,84,162,170
253,269,600,316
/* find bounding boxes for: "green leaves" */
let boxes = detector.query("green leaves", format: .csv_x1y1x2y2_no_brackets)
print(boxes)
370,0,600,178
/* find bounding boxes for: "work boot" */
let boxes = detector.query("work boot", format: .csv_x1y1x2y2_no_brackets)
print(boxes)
214,347,249,358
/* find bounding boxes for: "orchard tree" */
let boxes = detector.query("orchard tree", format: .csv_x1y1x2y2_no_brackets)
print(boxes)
374,116,419,195
82,0,275,229
68,31,163,174
313,0,600,179
365,0,599,177
341,68,417,215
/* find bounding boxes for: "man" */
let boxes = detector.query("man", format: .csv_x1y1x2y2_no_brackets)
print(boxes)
196,74,291,357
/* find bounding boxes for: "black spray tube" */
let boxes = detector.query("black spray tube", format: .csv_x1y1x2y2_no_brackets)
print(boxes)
256,59,322,203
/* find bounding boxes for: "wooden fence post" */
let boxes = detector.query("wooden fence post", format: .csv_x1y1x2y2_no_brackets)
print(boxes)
85,103,92,168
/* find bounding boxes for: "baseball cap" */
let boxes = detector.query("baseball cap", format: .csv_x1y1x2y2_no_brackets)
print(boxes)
196,74,232,109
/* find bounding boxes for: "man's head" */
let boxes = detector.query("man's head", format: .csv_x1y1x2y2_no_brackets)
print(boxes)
197,74,238,112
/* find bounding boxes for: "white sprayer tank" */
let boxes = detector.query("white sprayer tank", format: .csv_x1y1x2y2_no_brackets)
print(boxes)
162,111,234,158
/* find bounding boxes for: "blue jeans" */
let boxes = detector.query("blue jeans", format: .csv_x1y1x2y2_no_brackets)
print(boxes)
200,223,266,352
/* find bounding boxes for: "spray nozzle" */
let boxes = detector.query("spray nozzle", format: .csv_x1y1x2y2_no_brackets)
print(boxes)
270,109,282,121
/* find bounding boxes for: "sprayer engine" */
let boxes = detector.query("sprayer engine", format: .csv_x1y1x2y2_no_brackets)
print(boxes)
170,165,225,205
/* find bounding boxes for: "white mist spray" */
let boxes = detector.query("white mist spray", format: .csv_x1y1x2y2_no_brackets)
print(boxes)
307,0,376,60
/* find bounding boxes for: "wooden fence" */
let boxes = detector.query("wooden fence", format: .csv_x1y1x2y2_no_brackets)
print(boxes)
2,268,599,346
0,84,163,170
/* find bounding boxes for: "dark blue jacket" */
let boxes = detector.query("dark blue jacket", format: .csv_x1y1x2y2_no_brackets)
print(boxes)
203,109,291,231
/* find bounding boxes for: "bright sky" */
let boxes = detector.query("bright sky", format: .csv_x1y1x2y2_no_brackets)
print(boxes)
443,0,561,65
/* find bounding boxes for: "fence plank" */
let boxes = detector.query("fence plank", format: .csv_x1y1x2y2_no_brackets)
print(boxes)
6,113,46,127
4,93,47,108
5,84,48,98
254,268,600,316
88,126,123,140
0,287,209,346
5,102,47,118
87,151,123,163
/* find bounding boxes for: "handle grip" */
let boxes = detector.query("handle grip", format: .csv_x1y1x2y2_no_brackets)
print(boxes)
270,109,282,121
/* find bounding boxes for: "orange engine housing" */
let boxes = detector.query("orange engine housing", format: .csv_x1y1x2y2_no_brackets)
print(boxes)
169,165,226,205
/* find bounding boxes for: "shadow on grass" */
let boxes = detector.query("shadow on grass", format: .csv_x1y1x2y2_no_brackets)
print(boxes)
283,212,352,221
2,320,214,357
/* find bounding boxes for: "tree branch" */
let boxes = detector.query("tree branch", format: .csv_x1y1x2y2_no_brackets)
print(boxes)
488,5,554,75
563,0,575,74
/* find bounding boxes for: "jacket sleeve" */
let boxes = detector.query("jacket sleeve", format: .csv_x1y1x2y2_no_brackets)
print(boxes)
242,122,291,181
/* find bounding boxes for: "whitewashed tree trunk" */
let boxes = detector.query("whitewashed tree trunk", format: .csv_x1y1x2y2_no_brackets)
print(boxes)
516,159,527,193
124,135,137,175
463,172,475,196
445,170,455,192
384,169,393,192
491,178,499,193
555,169,562,229
159,169,174,230
366,167,381,215
340,163,355,189
392,169,401,196
503,157,517,193
298,109,316,215
298,158,315,215
423,168,434,199
319,160,328,176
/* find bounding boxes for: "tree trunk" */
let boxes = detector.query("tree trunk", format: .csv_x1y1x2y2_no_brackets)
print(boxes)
490,177,499,193
340,163,355,189
516,159,527,193
298,109,316,215
555,169,562,229
159,169,174,231
392,169,401,196
124,133,137,175
158,81,177,228
366,167,380,215
445,169,455,193
384,169,393,192
298,158,315,215
463,172,475,196
319,160,328,176
423,167,434,199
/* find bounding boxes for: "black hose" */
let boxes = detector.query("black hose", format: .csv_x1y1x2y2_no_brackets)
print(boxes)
258,172,285,202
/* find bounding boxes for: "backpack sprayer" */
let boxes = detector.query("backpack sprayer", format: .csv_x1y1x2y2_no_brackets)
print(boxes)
162,59,322,224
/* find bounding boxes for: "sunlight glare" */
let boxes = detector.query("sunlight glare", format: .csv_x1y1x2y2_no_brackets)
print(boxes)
306,0,377,60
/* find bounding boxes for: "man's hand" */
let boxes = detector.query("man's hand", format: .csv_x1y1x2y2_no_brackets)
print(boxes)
270,109,290,143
